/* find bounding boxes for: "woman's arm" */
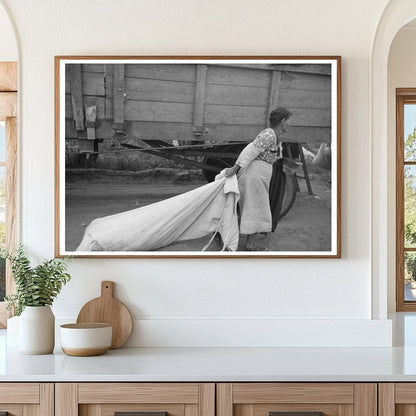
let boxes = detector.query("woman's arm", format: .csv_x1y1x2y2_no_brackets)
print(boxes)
224,164,241,177
224,142,262,177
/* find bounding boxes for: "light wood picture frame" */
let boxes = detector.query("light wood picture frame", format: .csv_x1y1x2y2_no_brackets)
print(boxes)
55,56,341,258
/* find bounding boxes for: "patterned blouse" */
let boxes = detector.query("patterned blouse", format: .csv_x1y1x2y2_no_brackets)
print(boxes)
252,128,281,164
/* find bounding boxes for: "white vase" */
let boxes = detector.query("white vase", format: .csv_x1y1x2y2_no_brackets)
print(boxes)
6,315,20,347
19,306,55,354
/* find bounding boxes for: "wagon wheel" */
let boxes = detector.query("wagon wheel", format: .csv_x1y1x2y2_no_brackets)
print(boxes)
202,144,246,182
202,157,234,182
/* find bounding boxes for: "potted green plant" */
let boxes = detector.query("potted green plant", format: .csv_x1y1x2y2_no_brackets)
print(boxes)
3,245,71,354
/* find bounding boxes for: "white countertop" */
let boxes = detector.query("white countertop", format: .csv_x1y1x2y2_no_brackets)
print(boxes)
2,345,416,382
3,313,416,382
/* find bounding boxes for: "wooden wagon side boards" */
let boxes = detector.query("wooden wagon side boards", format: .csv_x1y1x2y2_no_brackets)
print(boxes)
193,64,208,136
58,56,339,146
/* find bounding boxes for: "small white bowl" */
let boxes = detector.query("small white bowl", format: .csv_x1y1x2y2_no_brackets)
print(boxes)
60,323,112,356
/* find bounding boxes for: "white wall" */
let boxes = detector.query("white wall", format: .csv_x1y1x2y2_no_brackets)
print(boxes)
387,26,416,312
0,0,394,347
0,3,16,61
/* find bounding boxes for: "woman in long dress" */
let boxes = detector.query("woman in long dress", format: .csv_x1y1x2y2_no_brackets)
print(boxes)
224,107,292,250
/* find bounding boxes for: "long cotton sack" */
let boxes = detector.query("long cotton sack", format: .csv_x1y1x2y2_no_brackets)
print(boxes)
76,175,240,252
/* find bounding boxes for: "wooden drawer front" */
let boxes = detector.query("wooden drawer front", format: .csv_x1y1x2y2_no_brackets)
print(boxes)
379,383,416,416
395,383,416,403
0,383,39,403
0,383,53,416
236,403,345,416
218,384,376,416
80,403,186,416
78,383,200,404
233,383,354,404
0,404,35,416
57,383,215,416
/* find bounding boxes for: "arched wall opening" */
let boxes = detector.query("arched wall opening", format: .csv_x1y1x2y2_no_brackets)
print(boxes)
387,20,416,313
371,0,416,319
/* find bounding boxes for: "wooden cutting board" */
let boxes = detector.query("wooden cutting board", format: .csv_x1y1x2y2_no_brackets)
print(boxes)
76,281,133,349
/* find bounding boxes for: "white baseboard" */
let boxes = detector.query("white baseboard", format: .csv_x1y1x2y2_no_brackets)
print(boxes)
55,317,392,348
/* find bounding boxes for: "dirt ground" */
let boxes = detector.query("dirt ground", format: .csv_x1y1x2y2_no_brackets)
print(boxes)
65,167,332,252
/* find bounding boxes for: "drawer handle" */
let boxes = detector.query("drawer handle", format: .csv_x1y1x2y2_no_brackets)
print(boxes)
270,413,323,416
115,412,168,416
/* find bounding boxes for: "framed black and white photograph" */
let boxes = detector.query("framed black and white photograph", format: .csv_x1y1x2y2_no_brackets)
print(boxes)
55,56,341,258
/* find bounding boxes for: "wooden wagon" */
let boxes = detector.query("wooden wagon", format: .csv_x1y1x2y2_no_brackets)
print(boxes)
64,60,332,222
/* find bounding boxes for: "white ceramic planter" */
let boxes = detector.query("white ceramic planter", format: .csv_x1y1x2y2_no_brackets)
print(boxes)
19,306,55,354
6,315,20,347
